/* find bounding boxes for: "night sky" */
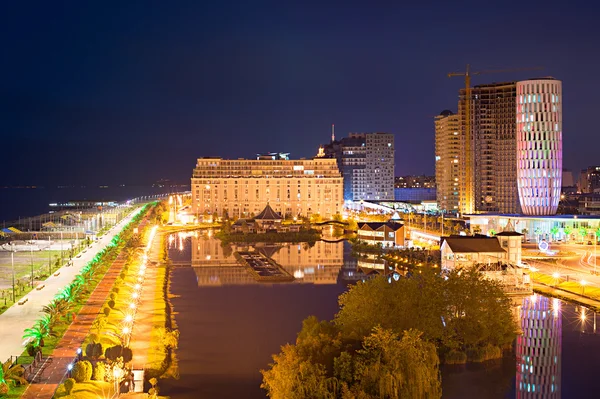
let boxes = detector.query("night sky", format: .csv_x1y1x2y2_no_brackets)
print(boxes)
2,1,599,186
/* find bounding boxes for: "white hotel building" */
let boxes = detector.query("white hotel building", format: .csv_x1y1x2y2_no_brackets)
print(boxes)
191,157,343,219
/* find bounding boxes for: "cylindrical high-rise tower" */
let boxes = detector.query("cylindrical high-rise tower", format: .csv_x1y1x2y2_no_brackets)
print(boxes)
516,79,562,215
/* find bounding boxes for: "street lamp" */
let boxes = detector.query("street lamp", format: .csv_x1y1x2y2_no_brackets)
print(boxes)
552,272,560,287
30,242,34,288
10,244,16,303
580,279,588,296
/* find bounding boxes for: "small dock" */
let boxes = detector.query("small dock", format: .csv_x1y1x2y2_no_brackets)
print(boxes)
235,251,294,282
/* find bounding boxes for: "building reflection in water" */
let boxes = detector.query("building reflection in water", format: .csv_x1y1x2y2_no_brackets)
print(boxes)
516,294,561,398
186,232,346,285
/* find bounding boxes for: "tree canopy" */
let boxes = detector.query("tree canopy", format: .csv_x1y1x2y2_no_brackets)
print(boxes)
335,269,517,353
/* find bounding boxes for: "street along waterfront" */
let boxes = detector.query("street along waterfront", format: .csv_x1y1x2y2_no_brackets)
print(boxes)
162,231,600,399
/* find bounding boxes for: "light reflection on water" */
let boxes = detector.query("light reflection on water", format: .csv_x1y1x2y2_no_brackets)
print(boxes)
166,231,600,399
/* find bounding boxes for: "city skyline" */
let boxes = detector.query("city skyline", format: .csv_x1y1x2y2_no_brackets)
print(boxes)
2,2,600,186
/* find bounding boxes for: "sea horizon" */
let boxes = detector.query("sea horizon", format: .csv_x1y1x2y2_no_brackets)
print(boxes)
0,184,189,224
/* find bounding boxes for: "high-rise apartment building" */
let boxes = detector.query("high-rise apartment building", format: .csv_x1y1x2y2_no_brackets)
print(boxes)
323,132,395,201
516,79,562,215
442,77,562,216
435,110,461,213
458,82,520,214
578,165,600,193
191,157,343,219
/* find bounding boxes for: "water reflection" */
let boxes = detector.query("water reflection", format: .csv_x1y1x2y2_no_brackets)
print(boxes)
174,231,348,285
516,295,561,398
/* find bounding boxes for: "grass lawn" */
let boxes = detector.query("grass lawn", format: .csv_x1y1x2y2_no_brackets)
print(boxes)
4,384,26,399
53,380,114,399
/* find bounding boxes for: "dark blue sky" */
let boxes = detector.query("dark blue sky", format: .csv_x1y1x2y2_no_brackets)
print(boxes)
1,1,598,186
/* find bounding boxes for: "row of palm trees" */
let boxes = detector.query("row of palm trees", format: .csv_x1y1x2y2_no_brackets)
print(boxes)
21,203,154,351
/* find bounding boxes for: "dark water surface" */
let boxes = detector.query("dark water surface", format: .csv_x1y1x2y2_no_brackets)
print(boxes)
164,234,600,399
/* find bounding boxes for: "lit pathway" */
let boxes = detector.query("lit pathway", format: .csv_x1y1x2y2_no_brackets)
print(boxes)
20,254,128,399
129,230,163,370
0,208,142,363
19,215,152,399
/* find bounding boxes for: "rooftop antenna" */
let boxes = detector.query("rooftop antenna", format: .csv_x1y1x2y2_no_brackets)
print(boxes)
331,124,335,143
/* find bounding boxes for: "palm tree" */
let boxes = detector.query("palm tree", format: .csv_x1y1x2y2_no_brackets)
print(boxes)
1,360,27,387
43,299,71,325
563,226,572,242
550,226,559,241
22,324,48,347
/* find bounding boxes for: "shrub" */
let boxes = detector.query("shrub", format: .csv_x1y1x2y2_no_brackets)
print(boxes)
103,307,111,316
444,349,467,364
107,300,116,309
105,345,133,363
112,287,120,294
466,345,502,363
109,292,117,301
72,360,93,382
0,383,9,395
88,333,99,343
86,342,103,359
64,378,76,395
92,362,106,381
26,343,41,357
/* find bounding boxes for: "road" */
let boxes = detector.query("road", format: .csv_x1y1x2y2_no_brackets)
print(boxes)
0,207,143,363
523,241,600,287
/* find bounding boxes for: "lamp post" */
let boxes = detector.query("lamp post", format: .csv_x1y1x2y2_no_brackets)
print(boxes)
11,244,16,303
30,243,34,288
581,279,588,296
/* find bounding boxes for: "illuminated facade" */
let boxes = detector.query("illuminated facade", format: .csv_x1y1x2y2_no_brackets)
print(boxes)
459,82,520,214
516,79,562,215
434,110,461,213
322,132,395,201
191,157,343,219
516,295,561,398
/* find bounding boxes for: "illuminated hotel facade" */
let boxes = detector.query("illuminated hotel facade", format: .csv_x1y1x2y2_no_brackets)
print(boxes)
191,157,343,219
516,79,562,215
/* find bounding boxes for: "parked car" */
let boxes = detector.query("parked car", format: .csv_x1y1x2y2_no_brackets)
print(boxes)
587,241,593,245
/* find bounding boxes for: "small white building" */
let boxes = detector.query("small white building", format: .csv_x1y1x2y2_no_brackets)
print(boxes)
440,236,506,272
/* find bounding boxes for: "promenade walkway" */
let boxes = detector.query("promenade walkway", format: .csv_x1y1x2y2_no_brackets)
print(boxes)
0,208,142,363
21,254,127,399
20,216,152,399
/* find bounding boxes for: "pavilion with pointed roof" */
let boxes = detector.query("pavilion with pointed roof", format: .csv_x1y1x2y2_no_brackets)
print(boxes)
254,203,283,231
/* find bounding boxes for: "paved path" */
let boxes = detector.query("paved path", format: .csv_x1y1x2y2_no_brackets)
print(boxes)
129,231,162,370
20,216,152,399
21,254,128,399
0,208,142,362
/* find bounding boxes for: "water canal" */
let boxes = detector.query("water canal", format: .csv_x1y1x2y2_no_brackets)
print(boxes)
162,231,600,399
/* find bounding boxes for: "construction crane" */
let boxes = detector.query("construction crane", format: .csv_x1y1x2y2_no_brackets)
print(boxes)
447,65,544,215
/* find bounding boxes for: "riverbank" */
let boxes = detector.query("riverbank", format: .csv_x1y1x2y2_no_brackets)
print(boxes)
531,272,600,311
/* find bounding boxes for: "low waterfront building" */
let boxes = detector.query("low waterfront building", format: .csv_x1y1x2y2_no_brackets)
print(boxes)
468,214,600,243
440,236,506,271
357,220,405,248
191,156,343,219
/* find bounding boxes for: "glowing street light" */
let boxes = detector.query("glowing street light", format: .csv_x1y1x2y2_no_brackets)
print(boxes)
581,279,588,296
125,315,133,323
129,303,136,310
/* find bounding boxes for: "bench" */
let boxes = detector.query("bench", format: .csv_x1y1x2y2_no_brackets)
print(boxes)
18,297,28,305
36,284,45,291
